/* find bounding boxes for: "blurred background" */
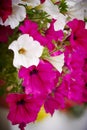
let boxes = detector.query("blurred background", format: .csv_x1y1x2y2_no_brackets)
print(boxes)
0,107,87,130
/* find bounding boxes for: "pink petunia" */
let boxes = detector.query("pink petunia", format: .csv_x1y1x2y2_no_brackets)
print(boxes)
44,86,65,115
64,43,87,104
82,83,87,103
19,19,64,51
19,19,47,46
6,93,43,126
0,25,13,43
60,72,84,103
19,60,60,95
0,0,12,22
81,53,87,102
64,45,84,72
40,0,45,3
45,19,64,50
67,19,87,50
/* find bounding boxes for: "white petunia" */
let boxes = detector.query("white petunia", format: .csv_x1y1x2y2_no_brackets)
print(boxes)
82,0,87,19
19,0,41,7
41,0,66,30
46,53,64,73
12,0,22,5
66,0,84,20
0,1,26,29
53,14,66,31
8,34,44,68
0,18,4,26
4,5,26,29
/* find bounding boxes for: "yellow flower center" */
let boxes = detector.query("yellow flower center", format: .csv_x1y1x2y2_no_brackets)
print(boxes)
18,48,26,54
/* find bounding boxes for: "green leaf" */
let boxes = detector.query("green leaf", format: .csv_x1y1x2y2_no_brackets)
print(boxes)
25,6,51,33
58,0,68,14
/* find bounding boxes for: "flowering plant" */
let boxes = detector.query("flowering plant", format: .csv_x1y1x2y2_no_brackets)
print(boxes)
0,0,87,130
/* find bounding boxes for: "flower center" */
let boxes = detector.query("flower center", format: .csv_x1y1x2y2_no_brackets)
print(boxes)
17,99,25,105
74,35,77,40
85,83,87,88
30,69,38,76
18,48,26,54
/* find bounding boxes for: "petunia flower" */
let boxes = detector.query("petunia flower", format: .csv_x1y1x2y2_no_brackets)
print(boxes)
44,19,64,50
19,60,60,95
0,0,12,22
19,19,47,47
44,86,65,115
12,0,22,5
8,34,44,68
0,1,26,29
46,53,64,73
81,51,87,103
19,0,41,7
64,45,85,72
62,72,84,103
0,25,13,43
64,42,87,103
40,0,46,3
4,5,26,29
67,19,87,50
41,0,66,30
19,19,64,51
82,80,87,103
66,0,84,20
6,93,43,126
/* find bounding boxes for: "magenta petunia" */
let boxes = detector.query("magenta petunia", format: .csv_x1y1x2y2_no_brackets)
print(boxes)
6,93,43,125
64,46,84,72
67,19,87,50
0,25,13,43
19,123,26,130
82,84,87,103
19,19,47,46
45,19,64,50
81,53,87,102
82,78,87,103
19,19,39,35
64,43,87,104
0,0,12,22
19,19,64,51
60,72,84,103
19,60,60,95
44,86,65,115
40,0,46,3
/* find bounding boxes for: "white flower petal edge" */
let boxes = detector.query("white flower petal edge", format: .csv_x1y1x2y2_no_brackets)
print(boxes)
0,18,4,25
46,53,64,73
4,5,26,29
19,0,40,7
41,0,66,30
41,0,59,17
66,0,84,20
8,34,44,68
12,0,22,5
54,14,66,30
